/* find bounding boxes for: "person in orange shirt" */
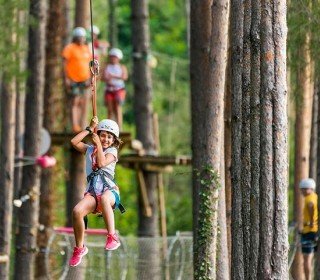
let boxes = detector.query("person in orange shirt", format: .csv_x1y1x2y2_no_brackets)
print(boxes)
300,178,318,280
62,27,91,132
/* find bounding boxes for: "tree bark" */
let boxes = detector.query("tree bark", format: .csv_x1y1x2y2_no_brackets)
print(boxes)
230,0,244,278
131,1,159,279
191,0,229,279
35,0,66,278
272,0,288,277
249,0,260,278
292,32,314,280
75,0,90,28
217,120,230,280
14,0,47,279
108,0,118,47
309,82,318,179
315,79,320,278
0,76,17,279
241,1,251,278
66,0,91,227
0,3,18,278
258,1,275,278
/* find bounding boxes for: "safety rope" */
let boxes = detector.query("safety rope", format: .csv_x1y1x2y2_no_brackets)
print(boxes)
89,0,99,121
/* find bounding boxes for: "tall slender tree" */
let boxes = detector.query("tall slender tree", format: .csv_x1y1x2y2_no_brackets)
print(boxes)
14,0,47,278
131,1,162,279
0,4,18,277
191,0,229,278
35,0,66,278
230,0,288,278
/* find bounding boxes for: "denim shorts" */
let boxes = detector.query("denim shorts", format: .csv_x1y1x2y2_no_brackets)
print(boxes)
301,232,318,254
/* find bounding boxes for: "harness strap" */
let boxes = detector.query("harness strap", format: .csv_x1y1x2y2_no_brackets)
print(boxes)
87,169,126,214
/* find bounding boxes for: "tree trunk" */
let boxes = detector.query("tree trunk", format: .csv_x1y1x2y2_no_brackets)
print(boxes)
230,0,244,277
292,32,314,280
14,9,28,199
191,0,229,279
258,1,276,278
35,0,66,278
13,0,47,279
217,120,230,280
315,79,320,278
230,0,288,278
131,1,159,279
309,82,318,179
0,3,18,278
65,0,91,225
249,0,260,278
108,0,118,47
224,44,232,273
272,0,288,276
241,1,252,278
75,0,90,28
0,76,17,279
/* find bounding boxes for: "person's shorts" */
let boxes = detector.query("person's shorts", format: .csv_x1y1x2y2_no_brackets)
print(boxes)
70,81,87,95
301,232,318,254
85,189,120,214
104,88,126,105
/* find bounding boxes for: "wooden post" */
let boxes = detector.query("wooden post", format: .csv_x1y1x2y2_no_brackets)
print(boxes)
136,167,152,217
153,113,169,279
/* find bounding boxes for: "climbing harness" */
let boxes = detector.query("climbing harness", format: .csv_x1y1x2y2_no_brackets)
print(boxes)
86,168,126,214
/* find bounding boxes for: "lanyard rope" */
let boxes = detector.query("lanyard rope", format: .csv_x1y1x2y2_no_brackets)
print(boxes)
89,0,99,120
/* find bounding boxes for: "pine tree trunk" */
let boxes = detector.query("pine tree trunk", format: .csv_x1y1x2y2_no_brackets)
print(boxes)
230,0,245,277
131,1,159,279
309,82,318,179
75,0,90,28
14,0,47,279
66,0,91,227
108,0,118,47
0,77,16,279
241,1,252,278
14,9,27,199
249,0,260,278
272,0,288,277
258,1,275,277
292,32,314,280
191,0,229,278
315,79,320,278
35,0,66,278
217,124,230,280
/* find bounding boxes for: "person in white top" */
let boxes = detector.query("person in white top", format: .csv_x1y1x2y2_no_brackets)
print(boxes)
102,48,128,130
69,117,123,267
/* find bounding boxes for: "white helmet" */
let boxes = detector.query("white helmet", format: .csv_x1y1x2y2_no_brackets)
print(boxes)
97,119,119,137
92,25,100,35
299,178,316,190
109,48,123,60
72,27,86,38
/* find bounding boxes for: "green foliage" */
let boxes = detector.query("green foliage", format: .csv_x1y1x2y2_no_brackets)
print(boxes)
194,165,221,278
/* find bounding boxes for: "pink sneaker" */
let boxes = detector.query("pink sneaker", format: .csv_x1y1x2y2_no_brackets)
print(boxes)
105,233,121,250
69,246,88,267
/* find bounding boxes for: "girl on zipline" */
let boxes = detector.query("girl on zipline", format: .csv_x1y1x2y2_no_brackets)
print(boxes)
69,116,122,267
102,48,128,131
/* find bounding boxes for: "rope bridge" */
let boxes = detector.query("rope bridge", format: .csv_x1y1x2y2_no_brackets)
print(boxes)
45,228,193,280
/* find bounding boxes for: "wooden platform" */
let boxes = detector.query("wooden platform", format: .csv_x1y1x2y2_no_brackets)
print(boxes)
118,154,191,172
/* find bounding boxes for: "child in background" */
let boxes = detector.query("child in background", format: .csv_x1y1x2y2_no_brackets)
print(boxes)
102,48,128,131
299,178,318,280
69,117,122,267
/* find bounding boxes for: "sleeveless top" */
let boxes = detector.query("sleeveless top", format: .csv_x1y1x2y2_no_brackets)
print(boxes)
105,64,125,91
85,145,118,195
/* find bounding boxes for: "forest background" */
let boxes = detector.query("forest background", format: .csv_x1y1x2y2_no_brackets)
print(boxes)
0,0,313,235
